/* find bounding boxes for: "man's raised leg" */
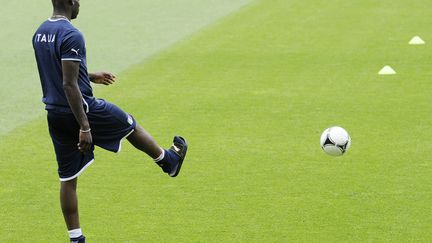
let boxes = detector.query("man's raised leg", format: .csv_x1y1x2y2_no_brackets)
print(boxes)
126,124,164,159
126,124,188,177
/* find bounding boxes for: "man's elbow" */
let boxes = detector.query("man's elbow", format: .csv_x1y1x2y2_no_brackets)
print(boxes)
63,80,76,93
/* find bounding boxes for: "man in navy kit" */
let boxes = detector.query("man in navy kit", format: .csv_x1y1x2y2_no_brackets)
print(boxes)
33,0,188,242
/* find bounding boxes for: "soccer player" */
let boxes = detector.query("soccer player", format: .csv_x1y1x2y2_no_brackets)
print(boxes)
32,0,188,242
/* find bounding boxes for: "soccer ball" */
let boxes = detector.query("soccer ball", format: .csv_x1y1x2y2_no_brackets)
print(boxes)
320,126,351,156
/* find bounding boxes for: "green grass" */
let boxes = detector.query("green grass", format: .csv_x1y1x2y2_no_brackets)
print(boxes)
2,0,432,241
0,0,252,136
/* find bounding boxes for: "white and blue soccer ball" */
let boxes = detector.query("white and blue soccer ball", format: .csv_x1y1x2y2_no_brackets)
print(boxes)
320,126,351,156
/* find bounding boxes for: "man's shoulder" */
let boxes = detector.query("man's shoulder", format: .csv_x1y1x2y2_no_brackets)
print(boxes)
36,19,81,36
62,27,84,43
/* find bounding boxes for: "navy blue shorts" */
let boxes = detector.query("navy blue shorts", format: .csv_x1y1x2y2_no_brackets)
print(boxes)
47,99,136,181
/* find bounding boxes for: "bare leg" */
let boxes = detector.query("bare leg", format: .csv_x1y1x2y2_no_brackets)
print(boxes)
127,124,163,159
60,178,80,230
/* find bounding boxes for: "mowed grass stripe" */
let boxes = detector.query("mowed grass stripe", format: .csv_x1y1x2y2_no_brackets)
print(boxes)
0,0,254,137
1,0,432,241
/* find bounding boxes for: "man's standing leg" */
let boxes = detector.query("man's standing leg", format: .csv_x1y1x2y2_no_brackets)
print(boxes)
60,178,86,243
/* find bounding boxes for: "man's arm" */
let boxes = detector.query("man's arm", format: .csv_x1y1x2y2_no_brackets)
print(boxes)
62,60,92,153
89,72,116,85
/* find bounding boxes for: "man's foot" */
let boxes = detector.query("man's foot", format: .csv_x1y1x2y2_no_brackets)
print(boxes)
168,136,188,177
70,235,85,243
156,136,188,177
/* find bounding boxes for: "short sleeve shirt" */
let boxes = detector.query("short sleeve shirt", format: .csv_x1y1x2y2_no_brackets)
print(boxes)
33,18,94,111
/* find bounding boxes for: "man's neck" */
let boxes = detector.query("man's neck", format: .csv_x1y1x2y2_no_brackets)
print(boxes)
52,11,71,20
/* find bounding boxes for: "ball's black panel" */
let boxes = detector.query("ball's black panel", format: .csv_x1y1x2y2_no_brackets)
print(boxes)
323,136,333,146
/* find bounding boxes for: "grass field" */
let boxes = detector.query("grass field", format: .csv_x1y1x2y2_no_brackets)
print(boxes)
1,0,432,242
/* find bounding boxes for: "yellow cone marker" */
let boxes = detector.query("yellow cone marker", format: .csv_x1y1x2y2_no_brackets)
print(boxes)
378,65,396,75
409,36,425,45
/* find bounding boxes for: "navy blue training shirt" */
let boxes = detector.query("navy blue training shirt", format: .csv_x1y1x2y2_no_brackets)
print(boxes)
33,18,94,112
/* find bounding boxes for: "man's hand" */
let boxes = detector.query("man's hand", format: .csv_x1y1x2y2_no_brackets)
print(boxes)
78,129,93,153
89,72,116,85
